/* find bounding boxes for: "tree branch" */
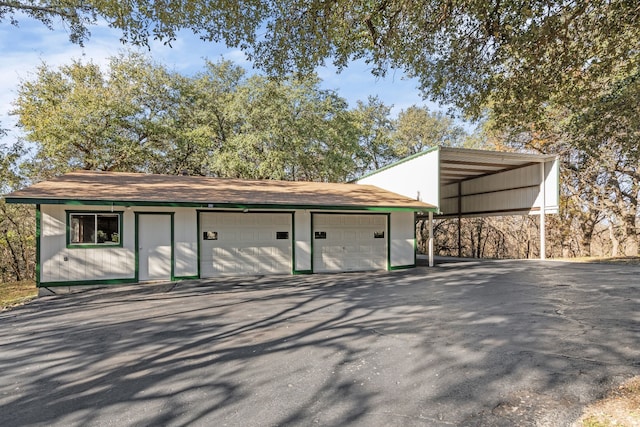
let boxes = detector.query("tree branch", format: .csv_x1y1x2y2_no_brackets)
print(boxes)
0,1,81,21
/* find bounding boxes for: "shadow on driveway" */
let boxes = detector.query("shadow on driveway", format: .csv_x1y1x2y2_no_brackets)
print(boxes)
0,260,638,426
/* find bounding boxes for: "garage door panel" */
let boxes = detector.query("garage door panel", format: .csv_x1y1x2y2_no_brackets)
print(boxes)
344,231,356,240
273,216,288,226
373,246,386,255
359,245,371,254
344,245,357,253
222,215,236,225
313,214,387,273
200,212,292,277
344,216,357,226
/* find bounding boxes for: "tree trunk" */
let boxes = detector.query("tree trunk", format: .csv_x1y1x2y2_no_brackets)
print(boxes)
579,229,593,257
609,222,619,257
622,214,638,256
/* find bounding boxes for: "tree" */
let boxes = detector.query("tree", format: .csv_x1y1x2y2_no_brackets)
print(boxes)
394,106,466,156
13,54,364,183
0,142,34,282
212,74,359,182
0,0,264,47
157,60,246,176
13,53,181,180
5,1,637,125
482,88,640,259
351,96,395,175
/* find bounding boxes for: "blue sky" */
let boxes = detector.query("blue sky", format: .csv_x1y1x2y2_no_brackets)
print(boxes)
1,16,460,149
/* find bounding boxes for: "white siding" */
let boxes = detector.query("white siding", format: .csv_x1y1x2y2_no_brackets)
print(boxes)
135,206,198,278
357,149,439,206
294,210,312,271
40,205,199,284
40,205,418,283
40,205,135,283
390,211,415,267
463,163,540,194
543,158,560,214
174,209,198,277
440,160,560,217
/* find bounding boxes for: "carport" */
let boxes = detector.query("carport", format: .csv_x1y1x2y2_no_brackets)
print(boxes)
357,146,559,265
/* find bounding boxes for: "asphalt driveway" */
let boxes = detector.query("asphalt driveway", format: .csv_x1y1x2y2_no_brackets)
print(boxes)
1,259,638,426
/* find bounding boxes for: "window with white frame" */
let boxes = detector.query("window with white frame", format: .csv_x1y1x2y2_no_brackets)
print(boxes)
69,213,121,245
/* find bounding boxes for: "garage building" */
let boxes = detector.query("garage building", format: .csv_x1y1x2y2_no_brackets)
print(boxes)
5,170,435,287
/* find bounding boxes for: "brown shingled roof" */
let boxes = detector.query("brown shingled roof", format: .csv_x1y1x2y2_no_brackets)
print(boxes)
5,171,435,211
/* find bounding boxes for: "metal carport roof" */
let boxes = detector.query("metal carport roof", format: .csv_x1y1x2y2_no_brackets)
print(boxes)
356,146,560,262
357,146,559,218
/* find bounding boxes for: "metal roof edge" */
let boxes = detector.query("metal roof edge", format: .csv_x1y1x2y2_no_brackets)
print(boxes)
439,146,557,161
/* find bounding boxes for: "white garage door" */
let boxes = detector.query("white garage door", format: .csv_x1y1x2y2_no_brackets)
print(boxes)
200,212,292,277
313,214,387,273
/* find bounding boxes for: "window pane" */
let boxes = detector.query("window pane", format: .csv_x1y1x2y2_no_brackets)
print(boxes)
97,215,119,244
71,215,96,244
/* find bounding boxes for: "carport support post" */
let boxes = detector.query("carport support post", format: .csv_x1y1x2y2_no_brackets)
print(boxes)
540,162,546,260
457,182,462,258
428,211,434,267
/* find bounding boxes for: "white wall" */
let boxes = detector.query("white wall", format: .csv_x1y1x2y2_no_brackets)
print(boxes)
171,208,198,277
357,149,439,206
40,205,198,283
441,160,560,216
441,164,542,215
41,205,136,283
358,149,559,218
543,158,560,214
390,211,415,267
40,205,418,283
294,210,312,271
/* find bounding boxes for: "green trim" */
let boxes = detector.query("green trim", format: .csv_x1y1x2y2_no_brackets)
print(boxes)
386,213,391,271
40,275,208,287
65,210,124,248
310,213,315,272
291,211,296,274
413,212,418,267
356,146,441,181
66,243,124,249
389,264,416,271
5,198,435,212
135,212,175,282
293,270,313,275
35,205,41,288
41,278,138,287
170,213,175,280
196,211,202,279
135,214,139,282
